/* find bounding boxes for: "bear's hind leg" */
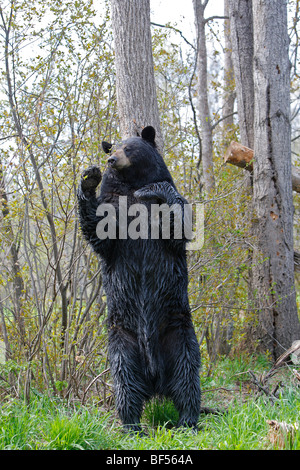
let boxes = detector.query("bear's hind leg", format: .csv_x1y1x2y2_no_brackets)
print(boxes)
108,328,151,433
163,326,201,431
113,371,147,434
171,374,201,431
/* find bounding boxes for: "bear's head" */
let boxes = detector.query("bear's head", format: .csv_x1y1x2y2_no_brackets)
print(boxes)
101,126,174,190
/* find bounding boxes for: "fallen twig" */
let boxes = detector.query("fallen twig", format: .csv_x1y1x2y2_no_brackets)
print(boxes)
248,370,277,403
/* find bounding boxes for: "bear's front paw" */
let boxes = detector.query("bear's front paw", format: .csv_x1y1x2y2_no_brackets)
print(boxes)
80,166,102,193
134,185,167,204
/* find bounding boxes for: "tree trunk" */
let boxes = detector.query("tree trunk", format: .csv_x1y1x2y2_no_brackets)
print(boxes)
251,0,300,359
111,0,163,151
228,0,254,149
227,0,255,355
223,0,235,135
192,0,215,194
0,159,25,341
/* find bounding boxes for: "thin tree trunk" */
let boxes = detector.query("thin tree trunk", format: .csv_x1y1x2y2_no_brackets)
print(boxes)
0,159,25,340
111,0,163,151
223,0,235,135
0,301,11,361
251,0,300,359
193,0,215,194
228,0,254,149
228,0,256,356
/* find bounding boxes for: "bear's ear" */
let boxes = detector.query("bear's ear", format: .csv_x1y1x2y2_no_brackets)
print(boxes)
141,126,156,145
102,141,113,154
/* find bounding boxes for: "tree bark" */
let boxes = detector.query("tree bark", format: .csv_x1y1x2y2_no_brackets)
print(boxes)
193,0,215,194
223,0,235,135
111,0,163,151
227,0,255,355
228,0,254,149
251,0,300,359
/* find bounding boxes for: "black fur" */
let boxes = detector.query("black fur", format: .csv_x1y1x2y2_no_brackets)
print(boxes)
77,127,201,432
102,141,113,154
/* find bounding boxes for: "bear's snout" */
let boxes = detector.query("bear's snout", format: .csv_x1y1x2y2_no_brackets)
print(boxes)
108,156,117,167
107,148,131,170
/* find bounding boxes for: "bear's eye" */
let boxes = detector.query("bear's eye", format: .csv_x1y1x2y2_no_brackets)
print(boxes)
124,147,130,154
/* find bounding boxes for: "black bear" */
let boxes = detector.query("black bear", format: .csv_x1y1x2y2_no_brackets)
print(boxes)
77,126,201,432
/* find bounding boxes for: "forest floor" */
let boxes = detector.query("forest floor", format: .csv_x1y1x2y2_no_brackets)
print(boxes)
0,355,299,451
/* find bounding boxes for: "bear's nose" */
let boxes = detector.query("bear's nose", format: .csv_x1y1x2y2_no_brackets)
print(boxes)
108,156,117,167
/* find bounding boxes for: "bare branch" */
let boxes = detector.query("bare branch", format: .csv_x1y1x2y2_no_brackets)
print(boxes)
151,21,195,50
211,111,237,131
204,16,228,24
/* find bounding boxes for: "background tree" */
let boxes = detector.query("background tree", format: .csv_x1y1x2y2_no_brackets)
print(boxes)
222,0,235,142
227,0,255,353
228,0,254,149
192,0,215,193
251,0,300,358
111,0,163,150
227,0,300,359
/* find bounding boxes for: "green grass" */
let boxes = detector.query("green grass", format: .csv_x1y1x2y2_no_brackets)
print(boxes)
0,397,117,450
0,356,299,450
